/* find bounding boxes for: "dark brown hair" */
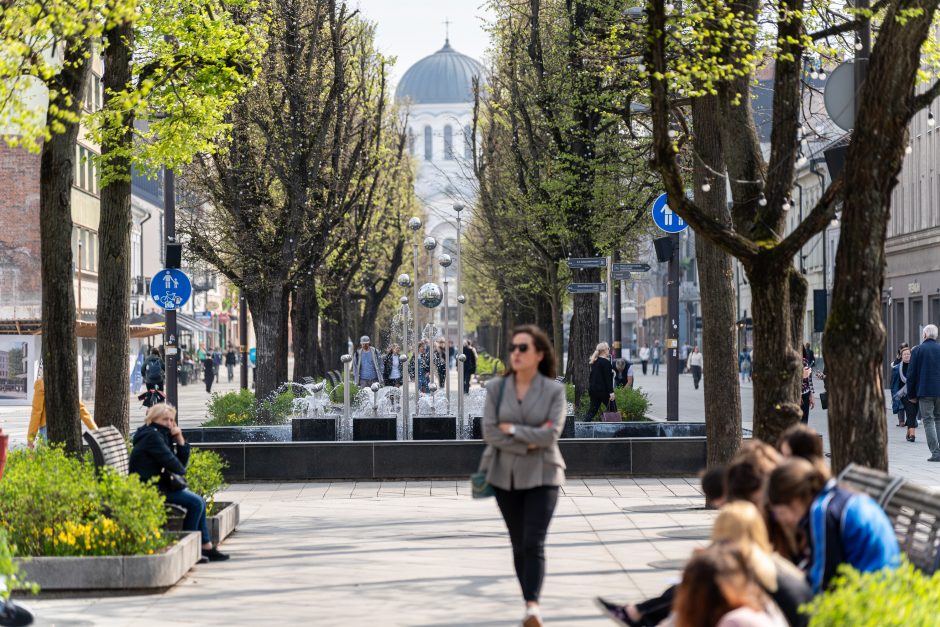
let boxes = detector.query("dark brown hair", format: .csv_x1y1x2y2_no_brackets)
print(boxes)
767,458,829,506
503,324,557,379
700,467,726,508
777,423,824,462
673,543,765,627
724,440,782,503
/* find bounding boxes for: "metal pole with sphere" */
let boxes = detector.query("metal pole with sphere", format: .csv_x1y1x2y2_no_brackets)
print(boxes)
421,236,438,414
439,253,454,414
397,273,412,438
454,202,466,431
407,217,422,415
341,353,353,430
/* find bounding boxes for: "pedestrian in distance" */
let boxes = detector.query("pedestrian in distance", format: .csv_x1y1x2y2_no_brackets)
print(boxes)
212,347,222,370
768,458,900,594
479,325,566,627
891,346,919,442
225,348,237,383
463,339,478,393
651,340,662,376
129,404,229,563
585,342,615,421
740,348,752,383
383,344,404,388
613,358,634,389
906,324,940,461
799,358,814,424
448,339,456,369
353,335,384,387
639,343,650,375
679,343,689,374
141,348,166,407
689,346,704,390
803,342,816,368
203,356,215,393
433,338,448,387
409,340,431,393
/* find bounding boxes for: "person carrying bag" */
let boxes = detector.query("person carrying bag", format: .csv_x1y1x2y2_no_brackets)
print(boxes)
476,324,566,627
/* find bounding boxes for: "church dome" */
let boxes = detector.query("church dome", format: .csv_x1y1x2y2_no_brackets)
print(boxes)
395,40,484,105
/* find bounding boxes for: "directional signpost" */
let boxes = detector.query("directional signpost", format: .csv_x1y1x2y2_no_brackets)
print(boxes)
615,263,651,273
150,268,192,311
566,258,608,269
567,283,607,294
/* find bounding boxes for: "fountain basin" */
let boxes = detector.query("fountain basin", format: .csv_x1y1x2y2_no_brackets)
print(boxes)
470,416,576,440
413,416,457,440
182,425,291,443
291,416,339,442
353,416,398,441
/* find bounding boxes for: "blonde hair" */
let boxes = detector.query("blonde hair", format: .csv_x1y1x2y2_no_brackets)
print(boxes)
144,403,177,425
589,342,610,364
711,501,776,592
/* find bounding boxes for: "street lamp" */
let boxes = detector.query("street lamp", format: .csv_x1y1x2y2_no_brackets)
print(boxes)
454,202,466,430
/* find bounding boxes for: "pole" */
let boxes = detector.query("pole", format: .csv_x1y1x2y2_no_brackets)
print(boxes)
443,277,450,414
239,295,248,389
606,255,613,348
667,234,680,421
413,238,420,415
401,298,410,438
854,0,870,120
613,251,622,359
164,167,178,410
455,203,465,434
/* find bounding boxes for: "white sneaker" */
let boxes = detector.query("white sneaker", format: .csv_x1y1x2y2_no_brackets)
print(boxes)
522,606,544,627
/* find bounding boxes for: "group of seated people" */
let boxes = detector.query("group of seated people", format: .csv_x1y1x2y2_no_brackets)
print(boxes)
596,424,901,627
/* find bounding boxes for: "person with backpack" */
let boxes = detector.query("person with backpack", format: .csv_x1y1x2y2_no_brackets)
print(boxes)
225,348,237,383
141,348,165,404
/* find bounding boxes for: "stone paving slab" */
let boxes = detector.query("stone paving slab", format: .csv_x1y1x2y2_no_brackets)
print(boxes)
24,480,712,626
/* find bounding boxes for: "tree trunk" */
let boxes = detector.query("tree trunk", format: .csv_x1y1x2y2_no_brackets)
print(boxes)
549,275,564,375
246,287,289,401
566,267,600,408
291,281,323,381
94,20,135,436
747,262,802,443
321,299,347,371
40,42,93,455
692,95,742,467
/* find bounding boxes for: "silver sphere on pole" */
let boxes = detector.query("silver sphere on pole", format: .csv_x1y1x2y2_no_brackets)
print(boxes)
428,382,439,393
457,294,466,304
370,382,381,393
417,283,444,308
457,354,466,363
397,273,412,287
340,354,353,364
453,202,465,212
400,296,409,305
423,236,438,251
438,253,453,268
407,217,423,231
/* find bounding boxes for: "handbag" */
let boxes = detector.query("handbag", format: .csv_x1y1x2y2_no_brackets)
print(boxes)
471,377,508,499
161,470,188,492
602,400,621,422
819,391,828,410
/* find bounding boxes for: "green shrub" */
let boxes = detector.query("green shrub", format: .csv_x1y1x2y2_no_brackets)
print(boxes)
614,386,650,422
205,389,256,426
0,529,38,598
477,352,504,374
186,449,229,514
0,446,170,557
804,561,940,626
257,389,295,425
329,383,360,404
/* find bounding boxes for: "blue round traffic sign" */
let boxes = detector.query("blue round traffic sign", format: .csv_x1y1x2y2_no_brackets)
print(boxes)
150,269,192,310
651,192,688,234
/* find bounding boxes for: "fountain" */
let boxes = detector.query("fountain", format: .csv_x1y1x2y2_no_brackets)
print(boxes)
352,381,397,440
291,381,340,441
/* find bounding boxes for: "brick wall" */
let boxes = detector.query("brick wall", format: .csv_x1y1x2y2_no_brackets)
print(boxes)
0,142,42,319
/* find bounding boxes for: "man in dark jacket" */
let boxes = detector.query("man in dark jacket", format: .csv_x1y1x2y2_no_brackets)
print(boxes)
908,324,940,461
462,340,477,393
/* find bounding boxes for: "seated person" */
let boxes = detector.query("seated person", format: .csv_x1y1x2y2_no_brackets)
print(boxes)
776,424,824,463
128,403,229,563
27,369,97,448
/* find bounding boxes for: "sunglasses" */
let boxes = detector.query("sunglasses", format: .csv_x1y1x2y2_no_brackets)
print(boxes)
509,343,530,353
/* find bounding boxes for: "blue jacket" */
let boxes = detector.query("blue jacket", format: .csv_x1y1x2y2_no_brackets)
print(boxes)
907,339,940,399
801,480,900,594
890,362,907,414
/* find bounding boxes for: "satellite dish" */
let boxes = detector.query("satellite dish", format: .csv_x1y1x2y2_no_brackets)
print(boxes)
824,61,855,132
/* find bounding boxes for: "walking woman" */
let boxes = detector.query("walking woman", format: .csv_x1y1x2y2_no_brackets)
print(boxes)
688,346,704,390
480,324,566,627
585,342,615,421
891,346,919,440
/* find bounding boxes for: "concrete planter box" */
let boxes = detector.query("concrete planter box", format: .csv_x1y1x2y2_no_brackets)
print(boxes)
15,531,200,591
470,415,576,439
413,416,457,440
208,501,240,546
353,417,397,441
291,417,338,441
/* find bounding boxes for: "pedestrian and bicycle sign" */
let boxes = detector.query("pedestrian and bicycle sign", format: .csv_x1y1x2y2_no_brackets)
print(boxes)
566,258,608,269
651,192,688,234
567,283,607,294
150,268,192,310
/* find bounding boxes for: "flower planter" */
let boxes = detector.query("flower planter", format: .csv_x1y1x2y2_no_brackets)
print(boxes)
208,501,240,546
14,531,200,591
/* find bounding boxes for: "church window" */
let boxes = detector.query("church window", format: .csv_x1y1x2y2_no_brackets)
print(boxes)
408,127,415,155
464,126,473,159
444,125,454,160
424,126,433,161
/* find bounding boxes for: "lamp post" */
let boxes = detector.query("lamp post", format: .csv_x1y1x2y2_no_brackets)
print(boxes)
454,202,466,429
439,253,453,414
407,217,422,414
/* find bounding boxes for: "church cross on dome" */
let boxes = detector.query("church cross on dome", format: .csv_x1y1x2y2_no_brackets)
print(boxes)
443,17,451,46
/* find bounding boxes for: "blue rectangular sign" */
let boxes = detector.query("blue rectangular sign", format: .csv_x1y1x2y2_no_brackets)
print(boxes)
567,283,607,294
567,258,608,269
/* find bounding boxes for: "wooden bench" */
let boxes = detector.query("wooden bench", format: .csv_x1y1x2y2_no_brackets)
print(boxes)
476,363,499,384
83,426,186,529
838,464,940,574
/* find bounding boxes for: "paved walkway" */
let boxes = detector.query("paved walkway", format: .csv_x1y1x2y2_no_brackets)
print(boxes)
25,479,713,626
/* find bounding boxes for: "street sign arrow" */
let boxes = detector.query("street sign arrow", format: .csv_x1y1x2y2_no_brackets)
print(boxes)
611,270,631,280
567,283,607,294
566,258,608,269
614,262,651,273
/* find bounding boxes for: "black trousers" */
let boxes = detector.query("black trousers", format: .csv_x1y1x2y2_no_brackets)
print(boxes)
584,394,610,421
463,369,473,393
690,365,702,389
635,584,676,626
801,392,811,424
494,485,559,603
641,360,648,375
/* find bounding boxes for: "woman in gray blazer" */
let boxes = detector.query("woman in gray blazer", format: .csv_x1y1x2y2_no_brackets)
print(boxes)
481,324,566,627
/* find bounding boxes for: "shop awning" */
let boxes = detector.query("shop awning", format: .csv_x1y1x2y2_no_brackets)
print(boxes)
176,313,220,336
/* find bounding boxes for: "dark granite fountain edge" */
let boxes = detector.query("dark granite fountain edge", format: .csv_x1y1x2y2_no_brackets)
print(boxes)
193,437,708,481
